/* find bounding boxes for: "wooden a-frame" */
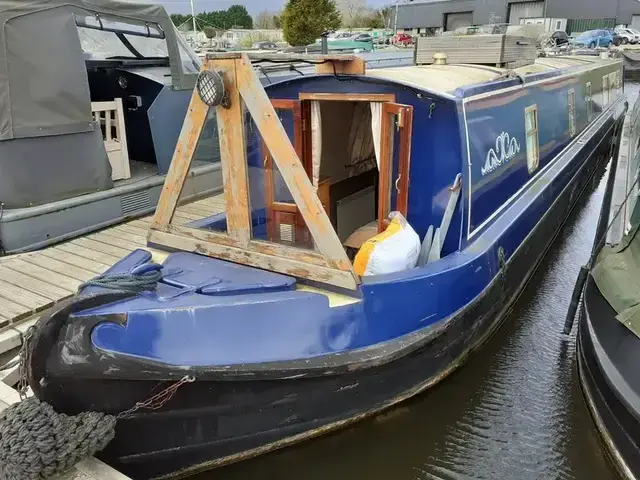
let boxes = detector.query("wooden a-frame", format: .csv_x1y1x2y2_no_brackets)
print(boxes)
148,53,360,290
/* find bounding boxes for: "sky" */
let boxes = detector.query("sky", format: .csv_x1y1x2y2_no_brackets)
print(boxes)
155,0,390,16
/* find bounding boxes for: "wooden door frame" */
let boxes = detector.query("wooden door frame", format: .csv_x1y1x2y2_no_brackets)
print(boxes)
297,93,413,233
378,102,413,231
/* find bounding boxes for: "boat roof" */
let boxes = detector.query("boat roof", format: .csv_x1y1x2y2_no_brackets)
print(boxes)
366,55,616,97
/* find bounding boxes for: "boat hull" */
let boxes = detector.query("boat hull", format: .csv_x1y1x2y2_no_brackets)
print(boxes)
31,108,620,480
578,277,640,480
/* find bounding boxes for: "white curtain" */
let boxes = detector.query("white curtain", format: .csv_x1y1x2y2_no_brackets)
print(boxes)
311,101,322,189
370,102,383,170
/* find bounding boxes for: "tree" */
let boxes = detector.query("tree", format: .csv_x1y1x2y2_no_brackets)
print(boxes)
273,15,282,29
226,5,253,29
335,0,364,28
255,10,276,29
379,7,393,29
203,26,217,39
170,14,191,29
350,9,384,28
282,0,341,46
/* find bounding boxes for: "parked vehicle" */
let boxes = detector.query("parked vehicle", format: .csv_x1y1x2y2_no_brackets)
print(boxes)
550,30,570,46
350,33,373,43
327,31,354,41
571,29,615,49
374,33,393,45
606,29,623,46
627,27,640,43
615,27,635,44
252,41,278,50
393,32,414,46
539,30,569,48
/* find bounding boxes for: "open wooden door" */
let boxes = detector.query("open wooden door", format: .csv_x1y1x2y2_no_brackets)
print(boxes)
263,99,313,247
378,103,413,232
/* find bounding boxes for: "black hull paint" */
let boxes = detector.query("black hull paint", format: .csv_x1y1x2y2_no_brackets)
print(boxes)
578,277,640,480
31,116,621,479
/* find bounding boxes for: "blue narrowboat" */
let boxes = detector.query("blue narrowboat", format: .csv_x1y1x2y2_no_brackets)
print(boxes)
25,52,625,479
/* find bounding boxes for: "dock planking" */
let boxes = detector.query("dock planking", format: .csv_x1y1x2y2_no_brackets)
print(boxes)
0,193,226,340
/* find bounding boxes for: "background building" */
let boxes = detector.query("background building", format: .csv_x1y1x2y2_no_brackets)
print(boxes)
395,0,640,34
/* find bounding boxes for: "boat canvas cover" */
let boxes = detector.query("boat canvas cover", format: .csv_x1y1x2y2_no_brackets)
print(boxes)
593,223,640,336
0,0,192,142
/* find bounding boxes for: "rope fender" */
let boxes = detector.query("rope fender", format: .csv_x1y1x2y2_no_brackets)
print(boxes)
0,398,116,480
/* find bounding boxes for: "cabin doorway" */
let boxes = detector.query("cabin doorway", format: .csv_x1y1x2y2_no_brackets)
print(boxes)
264,94,413,259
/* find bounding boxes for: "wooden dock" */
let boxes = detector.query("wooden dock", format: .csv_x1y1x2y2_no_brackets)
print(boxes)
0,192,226,352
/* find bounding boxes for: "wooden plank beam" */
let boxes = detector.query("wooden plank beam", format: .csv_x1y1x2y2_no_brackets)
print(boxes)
0,297,30,323
214,59,252,243
233,54,355,276
0,267,69,301
21,254,97,282
299,93,395,102
42,247,112,273
205,53,356,62
315,57,366,75
0,278,50,311
71,237,132,259
160,224,332,269
149,229,358,290
151,76,210,230
6,259,80,292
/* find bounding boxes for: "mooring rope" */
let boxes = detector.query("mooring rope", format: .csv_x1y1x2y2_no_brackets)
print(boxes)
78,263,163,293
0,264,194,479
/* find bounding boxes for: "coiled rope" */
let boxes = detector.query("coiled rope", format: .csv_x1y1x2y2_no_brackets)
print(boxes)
78,263,163,293
0,263,195,479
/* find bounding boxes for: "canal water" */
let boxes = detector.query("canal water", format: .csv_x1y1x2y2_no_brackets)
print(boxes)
193,83,640,480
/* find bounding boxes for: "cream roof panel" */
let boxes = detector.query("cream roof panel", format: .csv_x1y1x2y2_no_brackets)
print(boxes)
365,56,617,96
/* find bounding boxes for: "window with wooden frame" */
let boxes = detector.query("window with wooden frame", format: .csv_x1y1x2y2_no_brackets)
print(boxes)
525,105,539,173
568,88,576,137
586,82,593,121
603,74,610,106
149,53,363,290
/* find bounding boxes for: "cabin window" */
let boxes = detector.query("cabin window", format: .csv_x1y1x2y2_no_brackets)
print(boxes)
525,105,539,173
603,75,610,106
568,89,576,137
586,82,593,121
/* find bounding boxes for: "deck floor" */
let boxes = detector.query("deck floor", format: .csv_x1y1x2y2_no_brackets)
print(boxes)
0,193,226,330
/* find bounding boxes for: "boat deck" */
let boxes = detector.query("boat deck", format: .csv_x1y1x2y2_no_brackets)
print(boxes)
0,192,225,336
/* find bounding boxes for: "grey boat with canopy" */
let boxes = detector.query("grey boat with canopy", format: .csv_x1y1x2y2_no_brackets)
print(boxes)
0,0,221,254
